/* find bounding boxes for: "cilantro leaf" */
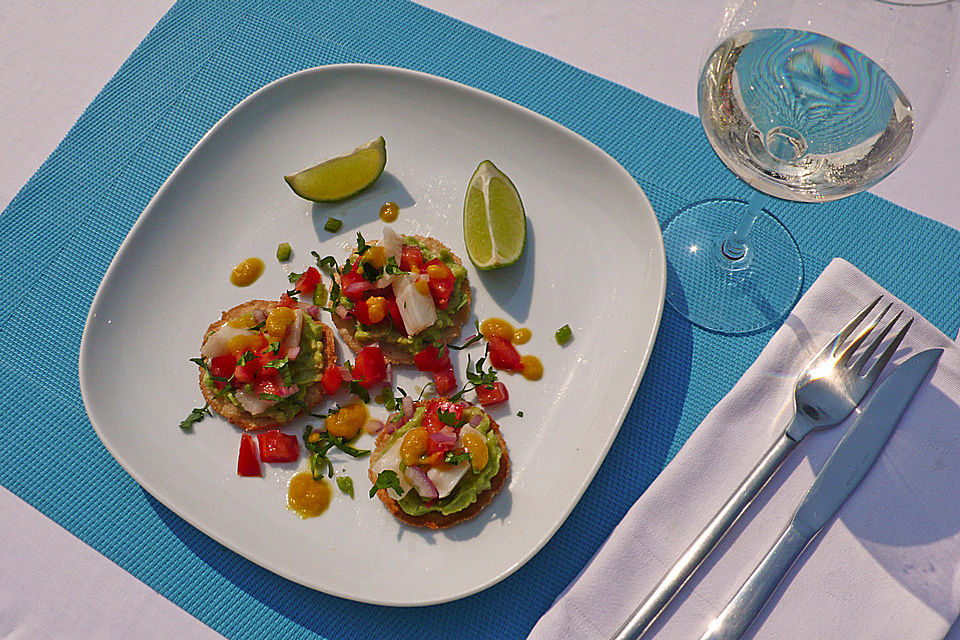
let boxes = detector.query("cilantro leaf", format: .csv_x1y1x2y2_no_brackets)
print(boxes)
369,470,404,498
444,451,472,465
179,406,210,430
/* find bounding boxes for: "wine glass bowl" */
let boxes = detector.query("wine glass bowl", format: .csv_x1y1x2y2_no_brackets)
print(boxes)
664,0,956,334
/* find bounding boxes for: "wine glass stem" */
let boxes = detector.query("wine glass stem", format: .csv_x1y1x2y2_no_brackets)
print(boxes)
721,190,769,261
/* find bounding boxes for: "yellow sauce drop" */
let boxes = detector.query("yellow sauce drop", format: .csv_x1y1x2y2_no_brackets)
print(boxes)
481,317,532,345
480,317,515,341
379,201,399,223
513,328,532,344
325,402,369,440
287,472,331,518
230,257,264,287
520,354,544,381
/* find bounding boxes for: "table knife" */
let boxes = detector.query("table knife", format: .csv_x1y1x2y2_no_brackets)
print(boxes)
700,347,943,640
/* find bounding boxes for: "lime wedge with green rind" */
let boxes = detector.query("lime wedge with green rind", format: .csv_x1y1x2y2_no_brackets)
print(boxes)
463,160,527,270
284,136,386,203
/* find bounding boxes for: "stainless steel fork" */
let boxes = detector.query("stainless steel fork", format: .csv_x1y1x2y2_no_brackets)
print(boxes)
612,296,912,640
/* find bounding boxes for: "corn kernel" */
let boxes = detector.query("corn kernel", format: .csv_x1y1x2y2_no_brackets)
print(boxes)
414,278,431,297
365,296,388,323
307,432,322,443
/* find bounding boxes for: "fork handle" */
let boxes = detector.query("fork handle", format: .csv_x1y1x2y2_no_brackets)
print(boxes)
611,430,798,640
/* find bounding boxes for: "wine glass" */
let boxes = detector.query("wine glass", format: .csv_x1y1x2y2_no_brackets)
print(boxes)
664,0,956,334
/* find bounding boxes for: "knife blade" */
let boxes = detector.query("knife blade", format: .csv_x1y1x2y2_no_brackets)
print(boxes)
699,347,943,640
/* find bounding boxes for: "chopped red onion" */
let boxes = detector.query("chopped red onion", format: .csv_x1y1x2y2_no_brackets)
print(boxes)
404,466,438,500
286,346,301,360
335,305,349,319
469,414,483,427
252,309,268,323
363,419,384,435
305,305,320,319
277,383,300,398
338,365,353,380
383,415,400,434
429,428,457,445
402,396,414,419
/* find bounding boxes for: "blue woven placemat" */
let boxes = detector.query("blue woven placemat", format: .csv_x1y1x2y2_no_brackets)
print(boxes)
2,1,959,638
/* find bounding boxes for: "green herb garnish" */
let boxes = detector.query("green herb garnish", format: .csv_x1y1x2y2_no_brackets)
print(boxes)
444,451,472,465
369,470,403,498
336,476,355,498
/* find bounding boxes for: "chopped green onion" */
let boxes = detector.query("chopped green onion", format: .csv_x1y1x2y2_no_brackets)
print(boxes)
276,242,292,262
555,324,573,345
517,411,524,418
324,217,343,233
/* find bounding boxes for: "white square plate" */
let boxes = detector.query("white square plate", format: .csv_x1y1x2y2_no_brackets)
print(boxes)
80,64,665,605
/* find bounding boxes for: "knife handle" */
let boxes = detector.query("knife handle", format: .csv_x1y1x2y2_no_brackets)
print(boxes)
612,431,797,640
699,524,812,640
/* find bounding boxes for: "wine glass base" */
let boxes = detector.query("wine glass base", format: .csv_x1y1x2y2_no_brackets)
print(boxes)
664,198,803,334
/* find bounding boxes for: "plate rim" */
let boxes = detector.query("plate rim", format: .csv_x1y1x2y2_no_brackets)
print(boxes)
79,63,666,606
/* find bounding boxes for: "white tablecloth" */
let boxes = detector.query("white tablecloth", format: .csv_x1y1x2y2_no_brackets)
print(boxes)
1,2,957,638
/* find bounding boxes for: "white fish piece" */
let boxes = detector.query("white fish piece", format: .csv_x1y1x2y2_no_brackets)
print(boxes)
392,273,436,335
200,324,256,358
233,387,276,415
370,440,413,500
427,460,469,499
382,226,403,262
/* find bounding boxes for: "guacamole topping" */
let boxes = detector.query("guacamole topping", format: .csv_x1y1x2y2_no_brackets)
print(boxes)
381,405,502,516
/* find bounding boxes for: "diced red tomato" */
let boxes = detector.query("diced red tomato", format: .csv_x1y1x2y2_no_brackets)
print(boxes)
413,344,451,372
208,354,237,389
252,367,284,397
321,365,343,395
433,364,458,396
487,336,523,371
387,294,406,335
353,297,373,325
476,381,509,407
232,355,262,385
353,345,387,388
423,258,455,309
278,292,299,308
423,398,464,430
257,430,300,463
294,267,320,296
237,434,262,477
340,268,374,302
400,245,424,272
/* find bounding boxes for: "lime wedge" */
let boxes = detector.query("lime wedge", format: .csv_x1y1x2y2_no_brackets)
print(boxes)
284,136,386,203
463,160,527,270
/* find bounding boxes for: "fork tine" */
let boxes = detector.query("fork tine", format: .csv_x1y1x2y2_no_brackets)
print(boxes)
863,317,913,385
837,301,891,365
819,295,882,360
853,308,901,374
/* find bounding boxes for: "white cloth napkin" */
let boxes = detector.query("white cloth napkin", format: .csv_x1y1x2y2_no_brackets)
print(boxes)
530,258,960,640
